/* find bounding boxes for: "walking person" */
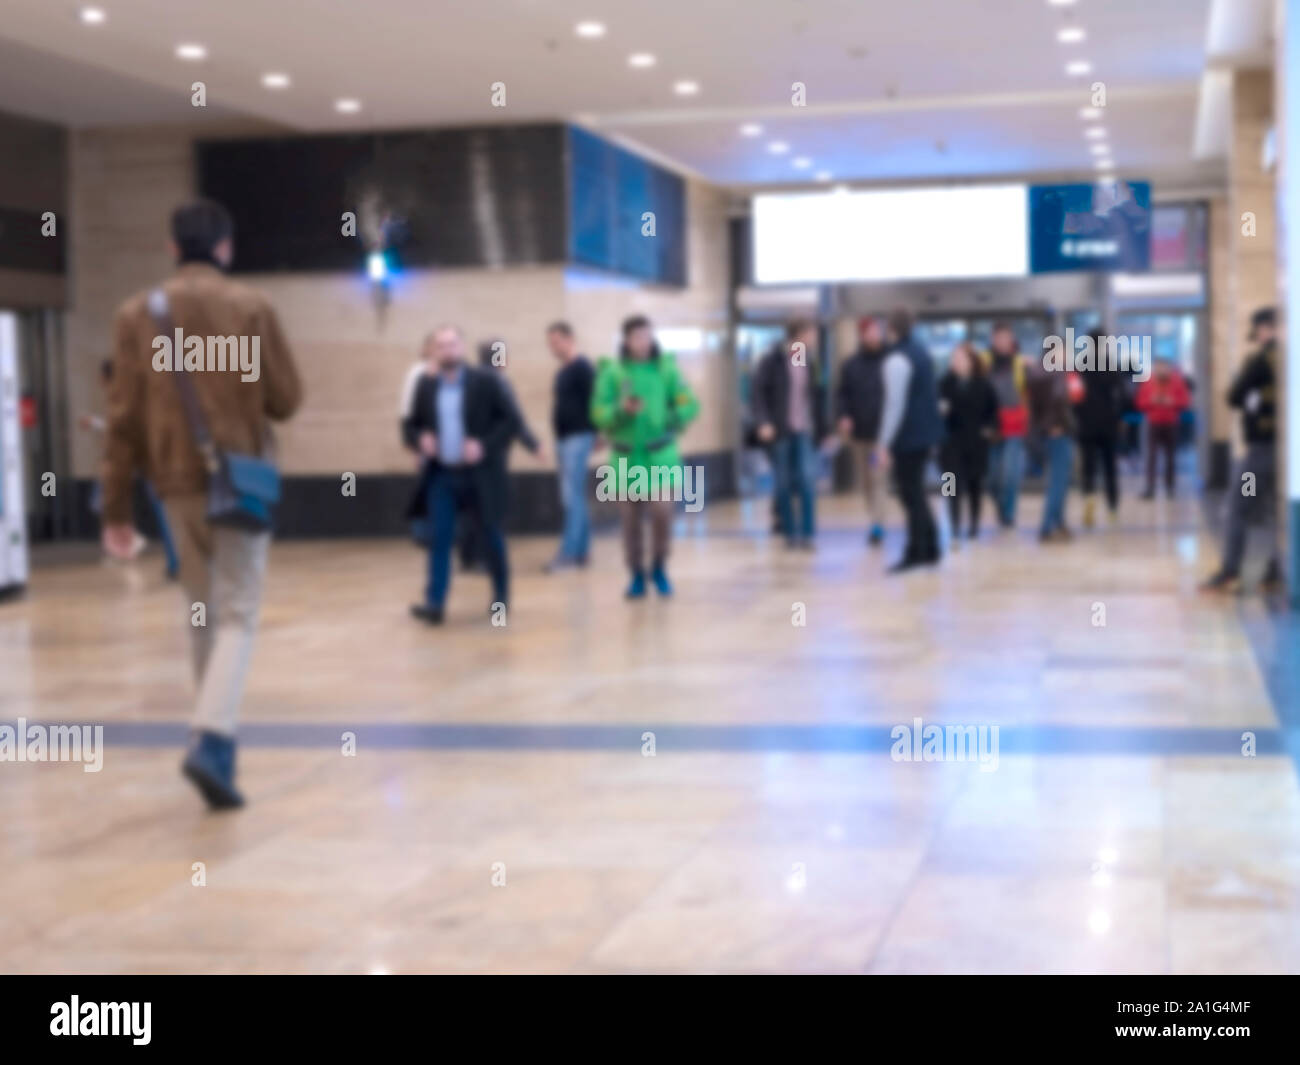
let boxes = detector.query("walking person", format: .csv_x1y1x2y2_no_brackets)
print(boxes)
875,309,943,572
937,342,998,540
752,318,826,550
591,315,699,598
1202,307,1282,594
835,316,889,545
1025,363,1076,542
981,322,1031,528
1136,358,1190,499
543,321,597,571
403,325,521,625
1074,331,1128,527
100,199,303,809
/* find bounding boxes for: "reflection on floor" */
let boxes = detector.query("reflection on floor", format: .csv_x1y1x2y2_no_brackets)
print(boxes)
1,490,1297,974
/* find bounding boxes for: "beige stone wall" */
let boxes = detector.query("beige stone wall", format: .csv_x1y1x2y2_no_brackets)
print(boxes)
64,126,734,480
1224,69,1278,451
1207,194,1233,444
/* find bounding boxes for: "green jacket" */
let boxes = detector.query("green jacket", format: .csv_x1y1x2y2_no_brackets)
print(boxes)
591,350,699,491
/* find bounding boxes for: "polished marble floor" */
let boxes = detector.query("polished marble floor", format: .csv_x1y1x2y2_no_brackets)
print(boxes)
1,488,1297,973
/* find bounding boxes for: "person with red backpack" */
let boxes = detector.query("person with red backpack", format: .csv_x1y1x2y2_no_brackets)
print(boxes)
1135,359,1190,498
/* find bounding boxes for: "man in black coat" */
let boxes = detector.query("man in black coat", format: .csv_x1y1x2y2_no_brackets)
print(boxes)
835,316,889,544
752,319,827,548
402,324,522,624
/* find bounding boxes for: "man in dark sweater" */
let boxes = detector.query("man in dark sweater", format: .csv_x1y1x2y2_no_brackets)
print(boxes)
875,309,943,572
1203,307,1281,593
545,321,597,570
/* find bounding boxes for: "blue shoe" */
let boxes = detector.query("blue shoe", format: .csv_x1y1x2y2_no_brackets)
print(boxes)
650,563,673,597
868,525,884,546
181,731,245,810
625,570,647,599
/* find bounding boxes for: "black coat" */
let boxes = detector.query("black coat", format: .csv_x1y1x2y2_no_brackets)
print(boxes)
401,366,522,526
1227,341,1276,444
751,343,827,438
937,370,998,475
835,344,887,441
1075,364,1129,439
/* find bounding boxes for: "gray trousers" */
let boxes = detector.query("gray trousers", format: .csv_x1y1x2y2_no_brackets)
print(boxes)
1221,442,1279,578
164,494,270,736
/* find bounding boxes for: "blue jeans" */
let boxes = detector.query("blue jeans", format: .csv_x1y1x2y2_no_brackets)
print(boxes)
988,437,1026,525
556,432,595,562
770,432,816,539
1041,435,1074,535
426,469,508,609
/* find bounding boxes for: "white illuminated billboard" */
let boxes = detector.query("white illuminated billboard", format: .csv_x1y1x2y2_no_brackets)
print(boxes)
752,184,1029,284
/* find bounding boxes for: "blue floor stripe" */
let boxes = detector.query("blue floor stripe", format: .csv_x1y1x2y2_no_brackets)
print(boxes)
1,720,1289,756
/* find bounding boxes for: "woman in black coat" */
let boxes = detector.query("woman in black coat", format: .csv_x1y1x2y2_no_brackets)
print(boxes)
938,343,999,538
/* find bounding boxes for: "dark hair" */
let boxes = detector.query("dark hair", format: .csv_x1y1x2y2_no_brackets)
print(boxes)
621,314,652,337
952,342,983,376
786,318,815,341
99,358,113,382
171,199,233,261
887,308,913,343
992,320,1015,335
546,320,574,338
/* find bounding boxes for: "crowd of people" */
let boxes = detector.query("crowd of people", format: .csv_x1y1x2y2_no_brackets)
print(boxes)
93,199,1283,809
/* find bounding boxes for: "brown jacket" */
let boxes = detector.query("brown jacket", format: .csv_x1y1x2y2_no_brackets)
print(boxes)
101,262,302,523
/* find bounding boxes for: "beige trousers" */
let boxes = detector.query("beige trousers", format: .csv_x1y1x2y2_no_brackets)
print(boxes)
852,440,887,527
164,494,270,737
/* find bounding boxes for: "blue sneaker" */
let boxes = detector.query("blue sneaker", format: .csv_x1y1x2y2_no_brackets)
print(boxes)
181,730,245,810
650,563,673,597
625,570,647,599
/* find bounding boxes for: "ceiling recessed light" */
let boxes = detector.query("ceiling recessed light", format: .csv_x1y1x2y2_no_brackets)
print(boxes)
79,6,106,24
1057,27,1086,44
1089,142,1111,155
261,72,291,89
628,53,656,68
767,141,790,154
673,80,700,96
814,171,833,182
739,123,763,137
575,22,606,39
175,43,207,61
334,98,361,114
1084,126,1106,139
1079,107,1102,120
792,157,812,169
1066,60,1092,76
1048,0,1078,6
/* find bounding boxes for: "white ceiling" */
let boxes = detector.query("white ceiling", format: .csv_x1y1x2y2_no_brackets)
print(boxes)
0,0,1223,188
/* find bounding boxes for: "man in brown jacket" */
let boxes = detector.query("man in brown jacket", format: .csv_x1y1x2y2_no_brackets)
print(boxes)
101,199,302,809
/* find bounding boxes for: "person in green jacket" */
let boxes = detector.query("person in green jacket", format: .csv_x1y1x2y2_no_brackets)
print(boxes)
591,315,700,598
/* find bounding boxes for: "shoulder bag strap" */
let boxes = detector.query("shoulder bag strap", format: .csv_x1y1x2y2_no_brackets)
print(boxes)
148,287,220,474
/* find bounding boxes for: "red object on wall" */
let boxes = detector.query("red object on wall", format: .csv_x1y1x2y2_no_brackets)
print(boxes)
19,394,38,429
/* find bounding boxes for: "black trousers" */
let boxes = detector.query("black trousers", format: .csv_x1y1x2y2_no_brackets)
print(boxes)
1079,432,1119,511
1146,424,1178,494
894,447,939,562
